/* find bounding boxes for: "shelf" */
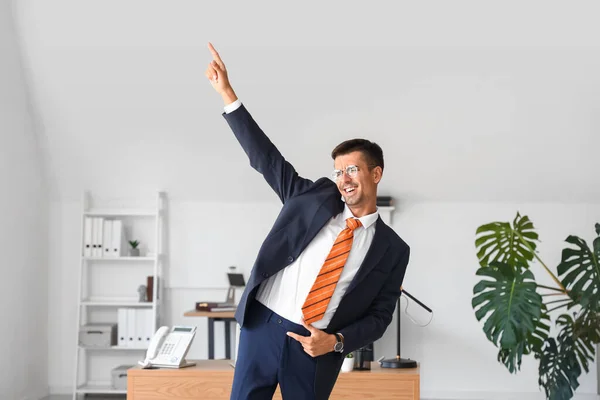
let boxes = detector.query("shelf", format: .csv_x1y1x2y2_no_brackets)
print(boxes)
76,191,165,397
84,209,157,217
83,256,157,262
76,383,127,394
81,298,154,307
80,345,146,351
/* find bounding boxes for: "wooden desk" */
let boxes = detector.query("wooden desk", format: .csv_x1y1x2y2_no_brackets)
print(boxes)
184,310,236,359
127,359,419,400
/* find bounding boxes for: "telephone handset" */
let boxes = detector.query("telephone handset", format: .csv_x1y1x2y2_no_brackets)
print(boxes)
138,325,197,369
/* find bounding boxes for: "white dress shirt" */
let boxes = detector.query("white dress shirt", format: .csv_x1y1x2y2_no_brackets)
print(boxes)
255,205,378,329
224,99,378,328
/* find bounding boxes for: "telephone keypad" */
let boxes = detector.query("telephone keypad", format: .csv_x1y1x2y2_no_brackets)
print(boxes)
160,342,175,355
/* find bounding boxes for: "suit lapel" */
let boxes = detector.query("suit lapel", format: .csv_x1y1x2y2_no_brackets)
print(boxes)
300,193,344,252
345,217,390,294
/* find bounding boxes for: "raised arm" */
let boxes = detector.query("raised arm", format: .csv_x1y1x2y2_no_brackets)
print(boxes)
205,43,313,203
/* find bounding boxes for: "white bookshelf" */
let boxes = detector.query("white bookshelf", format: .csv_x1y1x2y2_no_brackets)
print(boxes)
72,191,167,399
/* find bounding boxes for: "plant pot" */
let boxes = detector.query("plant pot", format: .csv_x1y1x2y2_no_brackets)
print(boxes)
341,357,354,373
129,248,140,257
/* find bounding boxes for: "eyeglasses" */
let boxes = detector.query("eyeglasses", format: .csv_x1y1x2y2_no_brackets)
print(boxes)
331,165,360,181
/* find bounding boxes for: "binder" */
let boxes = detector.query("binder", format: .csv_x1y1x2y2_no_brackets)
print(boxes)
103,219,113,258
135,309,146,348
111,220,123,257
145,309,154,345
117,308,127,347
91,218,98,257
127,308,136,347
83,217,92,257
96,217,104,257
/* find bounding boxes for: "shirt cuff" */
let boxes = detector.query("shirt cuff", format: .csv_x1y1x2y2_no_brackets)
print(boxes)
224,99,242,114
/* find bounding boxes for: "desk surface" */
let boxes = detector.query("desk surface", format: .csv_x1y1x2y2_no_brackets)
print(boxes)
129,360,234,375
128,359,419,375
184,310,236,318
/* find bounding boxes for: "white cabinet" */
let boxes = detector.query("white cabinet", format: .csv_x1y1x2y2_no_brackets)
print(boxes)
72,191,166,398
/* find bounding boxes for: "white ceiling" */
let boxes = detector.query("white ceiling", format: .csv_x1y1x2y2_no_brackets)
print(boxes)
11,0,600,203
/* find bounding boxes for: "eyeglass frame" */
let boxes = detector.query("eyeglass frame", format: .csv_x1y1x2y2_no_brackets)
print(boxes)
330,164,378,182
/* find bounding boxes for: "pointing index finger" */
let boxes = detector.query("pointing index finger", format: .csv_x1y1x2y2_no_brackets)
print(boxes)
208,42,223,64
287,331,307,343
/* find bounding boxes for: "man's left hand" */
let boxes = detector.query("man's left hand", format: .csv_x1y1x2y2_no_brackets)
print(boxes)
287,319,337,357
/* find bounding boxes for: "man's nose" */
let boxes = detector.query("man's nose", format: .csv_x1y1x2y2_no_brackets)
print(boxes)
341,172,353,183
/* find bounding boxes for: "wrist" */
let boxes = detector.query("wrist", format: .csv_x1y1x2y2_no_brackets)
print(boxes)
221,87,238,105
332,333,344,353
330,334,338,347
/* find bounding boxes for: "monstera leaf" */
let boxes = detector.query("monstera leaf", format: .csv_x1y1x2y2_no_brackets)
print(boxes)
557,227,600,311
472,262,543,359
497,310,550,373
538,337,581,400
556,311,600,373
474,216,600,400
529,311,551,355
475,212,539,269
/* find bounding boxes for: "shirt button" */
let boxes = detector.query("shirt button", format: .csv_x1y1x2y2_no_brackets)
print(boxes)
287,256,294,263
262,272,269,278
277,319,282,324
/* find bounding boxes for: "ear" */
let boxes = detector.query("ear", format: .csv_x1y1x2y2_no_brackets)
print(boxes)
372,166,383,184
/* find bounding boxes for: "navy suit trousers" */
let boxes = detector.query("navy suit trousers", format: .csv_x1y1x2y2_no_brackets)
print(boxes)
230,300,339,400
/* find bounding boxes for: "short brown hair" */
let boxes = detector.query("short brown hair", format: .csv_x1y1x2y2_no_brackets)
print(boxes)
331,139,384,171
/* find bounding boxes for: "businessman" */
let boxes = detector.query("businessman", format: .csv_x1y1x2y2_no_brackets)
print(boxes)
205,43,410,400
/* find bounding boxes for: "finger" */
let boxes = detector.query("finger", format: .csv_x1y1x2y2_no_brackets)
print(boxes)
287,332,307,343
206,64,217,81
211,60,225,74
208,42,225,69
300,317,317,334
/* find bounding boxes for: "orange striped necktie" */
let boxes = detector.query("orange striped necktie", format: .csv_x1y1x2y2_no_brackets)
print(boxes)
302,217,362,324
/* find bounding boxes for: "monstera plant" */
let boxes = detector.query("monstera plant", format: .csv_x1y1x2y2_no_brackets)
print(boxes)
472,213,600,400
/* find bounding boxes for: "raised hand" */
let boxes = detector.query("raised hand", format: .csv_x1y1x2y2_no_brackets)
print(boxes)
206,42,235,99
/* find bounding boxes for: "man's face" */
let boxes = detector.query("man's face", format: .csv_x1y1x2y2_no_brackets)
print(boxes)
333,151,381,208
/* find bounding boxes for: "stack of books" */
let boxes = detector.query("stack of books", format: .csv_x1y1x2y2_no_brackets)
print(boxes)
377,196,393,207
195,302,236,312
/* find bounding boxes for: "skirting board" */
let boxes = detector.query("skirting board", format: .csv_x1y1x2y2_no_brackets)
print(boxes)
421,392,600,400
48,386,71,396
21,387,47,400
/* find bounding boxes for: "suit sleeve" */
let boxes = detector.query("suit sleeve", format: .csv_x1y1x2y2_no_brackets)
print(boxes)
339,247,410,355
222,104,313,203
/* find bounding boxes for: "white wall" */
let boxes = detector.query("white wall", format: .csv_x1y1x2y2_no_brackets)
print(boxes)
0,0,49,399
48,199,599,399
11,1,600,204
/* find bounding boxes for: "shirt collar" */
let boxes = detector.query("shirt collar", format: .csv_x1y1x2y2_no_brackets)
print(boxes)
342,204,379,229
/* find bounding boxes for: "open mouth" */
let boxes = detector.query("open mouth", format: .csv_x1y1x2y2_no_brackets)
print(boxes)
343,186,356,195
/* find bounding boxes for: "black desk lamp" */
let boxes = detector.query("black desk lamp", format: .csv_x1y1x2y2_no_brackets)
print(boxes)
225,267,246,305
380,287,432,368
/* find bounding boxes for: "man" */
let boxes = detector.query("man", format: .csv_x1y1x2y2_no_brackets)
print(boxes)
205,43,410,400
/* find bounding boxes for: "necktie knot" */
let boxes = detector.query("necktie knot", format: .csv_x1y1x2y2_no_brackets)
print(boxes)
346,218,362,231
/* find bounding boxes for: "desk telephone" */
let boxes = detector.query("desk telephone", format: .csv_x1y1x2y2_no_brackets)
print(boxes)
138,326,197,369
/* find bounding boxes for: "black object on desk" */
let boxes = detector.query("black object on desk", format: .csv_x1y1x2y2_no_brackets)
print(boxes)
207,313,236,360
380,288,432,369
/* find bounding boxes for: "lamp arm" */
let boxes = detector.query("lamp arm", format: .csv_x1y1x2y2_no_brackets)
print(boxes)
400,288,432,313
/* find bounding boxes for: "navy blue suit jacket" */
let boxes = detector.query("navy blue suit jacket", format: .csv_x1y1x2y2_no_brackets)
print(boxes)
223,104,410,387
